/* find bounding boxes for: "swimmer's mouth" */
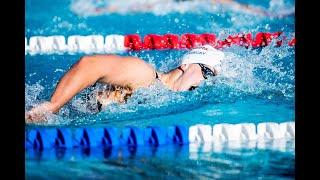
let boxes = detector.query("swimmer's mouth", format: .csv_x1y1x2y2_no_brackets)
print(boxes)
189,86,198,91
97,101,103,112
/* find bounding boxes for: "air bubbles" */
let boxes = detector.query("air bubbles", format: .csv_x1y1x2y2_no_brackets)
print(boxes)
25,83,45,110
77,23,87,29
264,24,270,30
54,69,64,73
29,73,37,77
57,21,73,30
52,16,61,23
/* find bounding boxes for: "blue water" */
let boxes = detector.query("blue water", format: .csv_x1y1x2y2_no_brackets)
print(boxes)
26,0,295,179
26,141,294,179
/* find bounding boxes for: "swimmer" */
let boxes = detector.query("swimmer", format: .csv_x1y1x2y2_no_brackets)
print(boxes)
25,45,224,123
213,0,294,18
73,0,293,18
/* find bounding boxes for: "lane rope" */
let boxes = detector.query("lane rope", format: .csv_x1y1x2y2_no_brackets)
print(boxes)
25,32,295,55
25,121,295,151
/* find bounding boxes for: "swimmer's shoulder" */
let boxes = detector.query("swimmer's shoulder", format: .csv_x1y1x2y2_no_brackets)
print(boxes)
87,54,153,69
84,54,143,62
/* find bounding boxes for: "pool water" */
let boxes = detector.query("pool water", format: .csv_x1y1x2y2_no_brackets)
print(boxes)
26,141,294,179
25,0,295,179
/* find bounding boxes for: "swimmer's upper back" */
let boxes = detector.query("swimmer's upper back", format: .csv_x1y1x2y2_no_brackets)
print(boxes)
93,55,156,90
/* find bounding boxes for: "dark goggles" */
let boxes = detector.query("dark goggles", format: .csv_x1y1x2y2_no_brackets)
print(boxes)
188,64,216,91
198,63,216,79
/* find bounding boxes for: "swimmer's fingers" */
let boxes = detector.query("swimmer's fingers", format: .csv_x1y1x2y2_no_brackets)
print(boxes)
25,103,54,123
25,112,42,123
25,111,43,123
25,112,33,123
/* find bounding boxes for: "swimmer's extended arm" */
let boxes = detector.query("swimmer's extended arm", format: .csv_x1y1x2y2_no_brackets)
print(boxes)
49,56,110,112
25,55,123,122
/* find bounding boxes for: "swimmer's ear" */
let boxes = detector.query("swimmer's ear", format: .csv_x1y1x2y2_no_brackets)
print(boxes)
180,64,189,70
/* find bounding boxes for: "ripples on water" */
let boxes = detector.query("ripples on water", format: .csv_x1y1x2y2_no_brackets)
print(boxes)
26,0,295,125
25,43,294,126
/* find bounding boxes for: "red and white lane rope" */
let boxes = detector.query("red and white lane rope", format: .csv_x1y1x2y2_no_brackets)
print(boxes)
25,32,295,55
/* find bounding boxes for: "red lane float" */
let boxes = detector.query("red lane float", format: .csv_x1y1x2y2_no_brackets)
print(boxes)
215,33,252,49
124,34,143,50
251,32,282,47
143,34,167,49
124,32,293,51
164,34,180,49
288,38,295,46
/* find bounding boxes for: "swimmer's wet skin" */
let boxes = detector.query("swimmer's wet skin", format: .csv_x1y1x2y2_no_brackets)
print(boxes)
25,45,224,123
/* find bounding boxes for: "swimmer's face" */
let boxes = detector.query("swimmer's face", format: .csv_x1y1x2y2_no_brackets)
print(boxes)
176,64,207,91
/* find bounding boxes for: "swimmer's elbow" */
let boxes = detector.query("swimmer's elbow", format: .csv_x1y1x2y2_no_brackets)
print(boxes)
78,55,97,65
77,55,113,70
79,55,102,61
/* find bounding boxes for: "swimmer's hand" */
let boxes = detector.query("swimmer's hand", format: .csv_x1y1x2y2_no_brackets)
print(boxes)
25,102,55,123
96,87,133,109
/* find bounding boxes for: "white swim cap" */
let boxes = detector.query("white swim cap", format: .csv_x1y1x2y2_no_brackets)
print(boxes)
180,45,225,73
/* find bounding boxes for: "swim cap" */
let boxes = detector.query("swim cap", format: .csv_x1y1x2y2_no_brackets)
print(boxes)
180,45,224,73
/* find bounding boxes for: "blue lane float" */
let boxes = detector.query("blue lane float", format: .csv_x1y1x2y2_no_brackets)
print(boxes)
120,126,145,146
56,128,73,148
145,126,167,146
25,122,295,152
26,128,74,150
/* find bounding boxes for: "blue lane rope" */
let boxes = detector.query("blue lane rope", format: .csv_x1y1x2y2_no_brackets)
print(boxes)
26,125,190,151
26,122,295,152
